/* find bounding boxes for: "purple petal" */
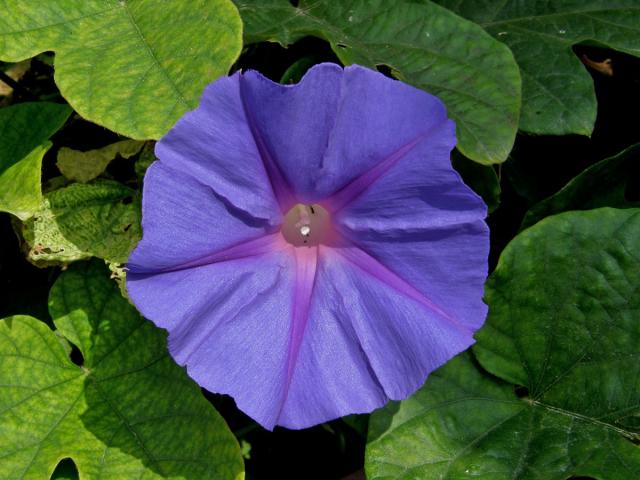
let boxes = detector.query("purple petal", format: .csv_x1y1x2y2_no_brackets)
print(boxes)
128,162,275,272
283,247,318,398
338,221,488,334
239,63,343,203
317,65,453,201
325,118,459,217
329,119,480,228
277,245,475,429
332,119,488,332
128,63,490,431
127,249,297,430
154,73,282,221
239,64,449,202
129,240,476,430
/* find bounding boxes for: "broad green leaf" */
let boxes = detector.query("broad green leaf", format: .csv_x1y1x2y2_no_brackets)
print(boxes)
433,0,640,136
367,354,524,479
522,143,640,229
57,140,145,183
0,102,71,219
22,181,141,265
234,0,521,165
0,101,70,161
367,208,640,479
0,0,243,139
0,261,244,480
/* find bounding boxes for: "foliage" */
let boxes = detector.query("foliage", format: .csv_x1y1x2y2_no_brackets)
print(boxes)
0,102,71,219
0,0,243,139
432,0,640,136
234,0,521,165
367,209,640,479
0,261,243,479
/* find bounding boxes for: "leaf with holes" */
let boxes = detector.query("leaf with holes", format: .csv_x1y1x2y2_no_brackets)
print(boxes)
22,180,142,265
0,102,71,220
522,143,640,229
433,0,640,136
234,0,521,165
0,0,242,139
366,208,640,480
0,261,244,480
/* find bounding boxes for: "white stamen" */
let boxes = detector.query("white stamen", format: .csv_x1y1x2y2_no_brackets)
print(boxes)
300,225,311,236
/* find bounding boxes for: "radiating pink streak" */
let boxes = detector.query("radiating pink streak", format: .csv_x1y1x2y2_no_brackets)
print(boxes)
324,125,441,214
131,233,289,274
239,80,297,212
278,246,318,418
333,243,472,336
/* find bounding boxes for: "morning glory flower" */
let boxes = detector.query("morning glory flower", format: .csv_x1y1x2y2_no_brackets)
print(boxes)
127,63,489,430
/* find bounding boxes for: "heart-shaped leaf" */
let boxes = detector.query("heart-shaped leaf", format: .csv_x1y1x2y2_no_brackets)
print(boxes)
0,260,244,480
0,0,242,139
366,208,640,480
433,0,640,136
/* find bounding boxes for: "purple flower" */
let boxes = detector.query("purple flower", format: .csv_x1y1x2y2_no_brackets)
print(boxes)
127,63,489,430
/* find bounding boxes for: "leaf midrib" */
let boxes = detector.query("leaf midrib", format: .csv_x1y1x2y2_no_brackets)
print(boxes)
88,377,166,477
2,1,191,111
119,1,190,109
529,399,640,441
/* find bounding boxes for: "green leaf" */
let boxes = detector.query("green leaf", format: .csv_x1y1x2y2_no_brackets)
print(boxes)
522,143,640,229
135,142,157,182
234,0,521,165
366,354,524,479
0,261,244,480
433,0,640,136
0,142,50,220
366,208,640,479
57,140,145,183
0,102,71,219
22,181,141,265
0,1,243,140
280,56,321,85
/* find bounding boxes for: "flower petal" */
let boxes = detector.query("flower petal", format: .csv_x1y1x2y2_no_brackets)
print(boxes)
338,221,489,332
276,245,475,429
128,162,275,272
333,119,489,332
326,119,461,216
316,65,453,201
239,63,343,203
155,73,281,221
128,63,490,432
127,250,297,430
239,64,449,202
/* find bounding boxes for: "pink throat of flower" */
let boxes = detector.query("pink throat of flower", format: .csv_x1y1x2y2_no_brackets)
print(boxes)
281,203,332,247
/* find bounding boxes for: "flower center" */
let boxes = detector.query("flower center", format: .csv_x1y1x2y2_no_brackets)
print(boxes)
282,203,331,247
